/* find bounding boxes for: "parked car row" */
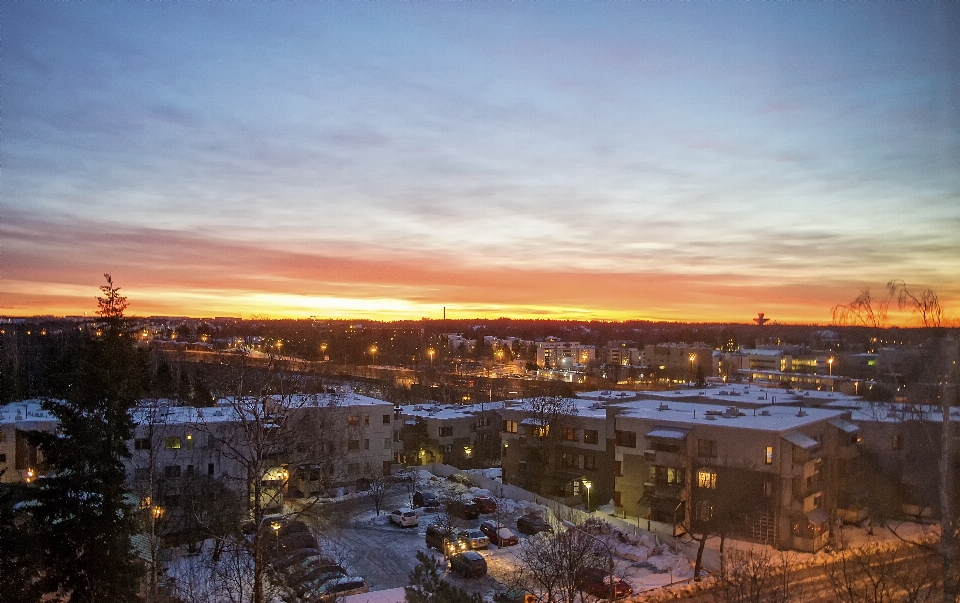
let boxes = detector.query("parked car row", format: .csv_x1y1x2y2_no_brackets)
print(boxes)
411,490,498,518
264,515,369,601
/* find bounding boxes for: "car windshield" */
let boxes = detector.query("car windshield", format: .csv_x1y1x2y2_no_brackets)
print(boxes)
498,528,513,538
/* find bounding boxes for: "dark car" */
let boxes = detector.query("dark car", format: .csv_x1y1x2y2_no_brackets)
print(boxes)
473,495,497,514
273,548,331,573
495,591,536,603
448,499,480,520
480,521,519,547
413,491,440,509
278,519,311,538
312,576,369,601
448,551,487,578
276,532,319,557
295,563,347,588
577,567,633,600
516,514,554,535
425,524,461,555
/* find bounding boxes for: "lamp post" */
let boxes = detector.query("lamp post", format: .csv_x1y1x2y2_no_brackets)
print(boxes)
828,357,834,391
320,342,328,361
370,344,378,365
428,348,435,365
562,520,616,602
689,353,697,385
584,480,593,512
271,521,281,557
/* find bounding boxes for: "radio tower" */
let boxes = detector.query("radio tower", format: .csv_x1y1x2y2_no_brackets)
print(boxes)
753,313,770,326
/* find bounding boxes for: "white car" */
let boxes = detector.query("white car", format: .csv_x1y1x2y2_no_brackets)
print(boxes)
390,508,419,528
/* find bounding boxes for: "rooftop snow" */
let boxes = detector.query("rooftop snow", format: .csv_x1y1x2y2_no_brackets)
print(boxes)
616,398,848,433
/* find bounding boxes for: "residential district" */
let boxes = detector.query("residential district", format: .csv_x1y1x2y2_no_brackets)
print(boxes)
1,316,957,602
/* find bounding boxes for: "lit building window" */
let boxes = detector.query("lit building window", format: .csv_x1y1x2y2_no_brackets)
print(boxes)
697,469,717,489
765,446,774,465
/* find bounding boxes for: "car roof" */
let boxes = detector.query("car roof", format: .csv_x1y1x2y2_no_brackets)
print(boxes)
459,551,484,561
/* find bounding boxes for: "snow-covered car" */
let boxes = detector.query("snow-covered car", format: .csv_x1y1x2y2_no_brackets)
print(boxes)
473,495,497,514
311,576,369,601
516,514,553,535
390,508,419,527
577,567,633,600
448,551,487,578
480,521,518,547
413,491,440,509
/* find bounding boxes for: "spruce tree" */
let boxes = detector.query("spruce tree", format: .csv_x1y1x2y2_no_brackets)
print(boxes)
26,274,145,602
404,551,483,603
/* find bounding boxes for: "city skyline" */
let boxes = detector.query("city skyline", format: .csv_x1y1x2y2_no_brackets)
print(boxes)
3,3,958,325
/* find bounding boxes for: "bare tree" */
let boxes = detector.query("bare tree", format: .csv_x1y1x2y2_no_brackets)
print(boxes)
367,470,394,517
888,280,943,328
832,289,890,328
821,542,940,603
516,528,606,603
712,549,800,603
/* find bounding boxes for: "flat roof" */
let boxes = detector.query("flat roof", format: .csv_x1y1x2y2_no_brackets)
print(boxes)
616,398,848,433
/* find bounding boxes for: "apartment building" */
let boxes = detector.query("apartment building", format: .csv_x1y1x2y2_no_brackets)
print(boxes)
643,343,714,380
612,399,859,552
536,339,596,369
600,341,641,366
0,400,57,484
397,403,501,468
500,398,614,510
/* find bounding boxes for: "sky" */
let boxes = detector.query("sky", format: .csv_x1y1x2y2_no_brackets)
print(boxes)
2,3,958,325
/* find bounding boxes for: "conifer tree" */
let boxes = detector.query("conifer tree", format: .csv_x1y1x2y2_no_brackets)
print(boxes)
25,274,145,602
404,551,484,603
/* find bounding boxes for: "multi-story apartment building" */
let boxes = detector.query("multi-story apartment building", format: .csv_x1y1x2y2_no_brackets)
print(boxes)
397,404,501,468
0,400,57,484
600,341,641,366
536,338,596,369
500,398,614,510
612,399,859,552
643,343,714,380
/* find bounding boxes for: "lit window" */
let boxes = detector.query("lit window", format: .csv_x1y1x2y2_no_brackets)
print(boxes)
164,437,181,450
697,469,717,489
503,420,518,434
765,446,773,465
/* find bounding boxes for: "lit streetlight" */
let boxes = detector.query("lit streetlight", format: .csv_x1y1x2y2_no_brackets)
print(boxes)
370,345,378,365
271,521,282,556
688,353,697,384
320,342,328,361
584,479,593,511
428,348,435,365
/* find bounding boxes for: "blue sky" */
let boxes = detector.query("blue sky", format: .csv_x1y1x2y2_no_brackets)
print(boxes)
3,2,958,323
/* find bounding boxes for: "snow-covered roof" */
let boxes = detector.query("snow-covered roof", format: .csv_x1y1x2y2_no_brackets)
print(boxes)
0,400,57,424
782,431,819,449
616,398,849,433
399,404,488,420
503,397,608,419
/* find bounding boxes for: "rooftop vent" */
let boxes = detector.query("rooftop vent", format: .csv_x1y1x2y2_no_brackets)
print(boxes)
658,403,670,411
706,414,717,420
797,409,807,417
760,410,771,416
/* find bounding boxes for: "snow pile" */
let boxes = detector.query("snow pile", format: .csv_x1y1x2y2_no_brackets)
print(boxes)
613,543,651,562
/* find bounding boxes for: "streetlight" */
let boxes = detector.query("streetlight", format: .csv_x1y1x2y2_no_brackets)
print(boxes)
370,344,378,365
428,348,435,365
271,521,282,556
828,357,834,377
689,353,697,385
320,342,328,360
562,520,616,602
583,480,593,512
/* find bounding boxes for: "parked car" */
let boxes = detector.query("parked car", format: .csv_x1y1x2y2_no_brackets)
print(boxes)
577,567,633,600
480,521,519,547
278,519,311,538
413,491,440,509
390,508,419,528
495,590,536,603
448,551,487,578
273,548,330,573
277,532,319,556
456,529,490,550
425,524,461,555
295,563,347,588
448,499,480,520
516,514,554,535
473,495,497,514
312,576,369,601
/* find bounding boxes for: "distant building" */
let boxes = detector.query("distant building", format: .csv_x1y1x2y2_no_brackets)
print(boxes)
536,339,595,369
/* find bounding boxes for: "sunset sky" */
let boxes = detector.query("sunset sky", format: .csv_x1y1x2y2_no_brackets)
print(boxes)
3,3,958,325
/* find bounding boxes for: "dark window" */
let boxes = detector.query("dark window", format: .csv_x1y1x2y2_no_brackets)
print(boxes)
348,440,360,451
208,463,215,476
697,439,717,458
652,441,679,453
0,453,6,464
439,426,453,437
164,465,181,478
186,464,195,476
364,439,370,450
134,438,150,450
615,460,622,477
584,455,597,470
364,415,370,426
583,430,599,445
892,434,904,450
615,430,637,448
563,427,577,442
383,414,391,425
